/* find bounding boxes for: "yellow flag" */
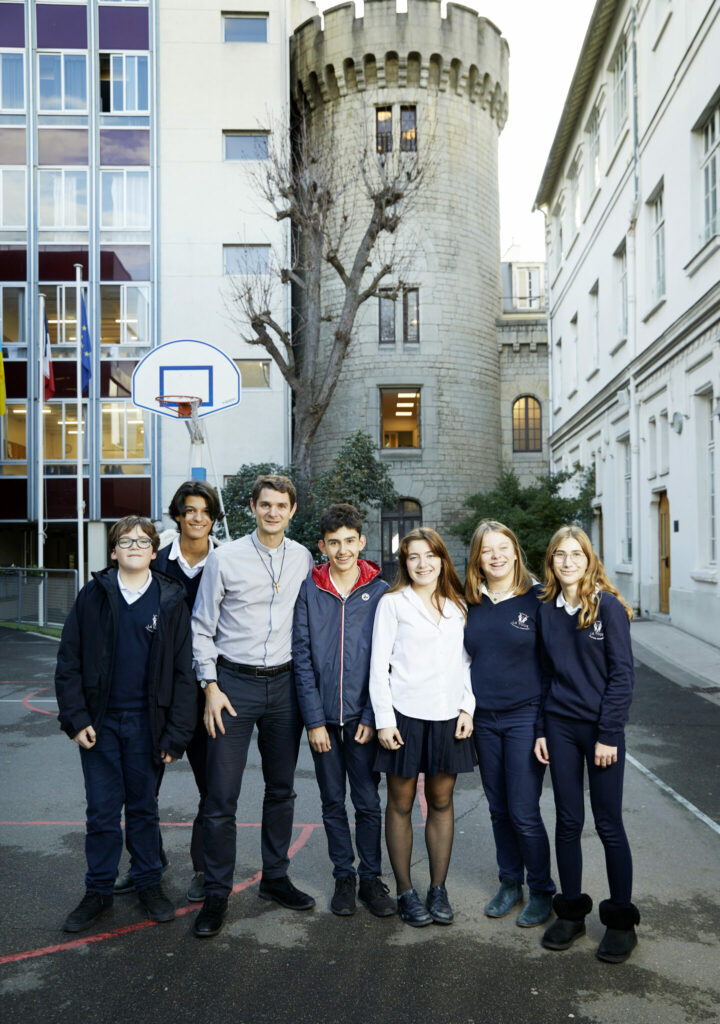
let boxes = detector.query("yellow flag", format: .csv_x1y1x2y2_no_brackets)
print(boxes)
0,349,6,416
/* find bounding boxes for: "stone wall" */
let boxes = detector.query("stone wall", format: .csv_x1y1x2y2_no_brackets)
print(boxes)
497,316,549,486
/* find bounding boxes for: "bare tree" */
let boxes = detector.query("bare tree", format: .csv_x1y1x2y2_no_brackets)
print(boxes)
227,105,431,480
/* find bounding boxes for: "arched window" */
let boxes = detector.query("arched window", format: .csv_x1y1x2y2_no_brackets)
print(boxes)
381,498,422,581
512,396,542,452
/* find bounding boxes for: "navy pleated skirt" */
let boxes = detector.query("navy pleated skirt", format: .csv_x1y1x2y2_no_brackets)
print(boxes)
373,708,477,778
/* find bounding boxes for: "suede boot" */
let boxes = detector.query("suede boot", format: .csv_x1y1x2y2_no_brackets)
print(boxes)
596,900,640,963
541,893,592,950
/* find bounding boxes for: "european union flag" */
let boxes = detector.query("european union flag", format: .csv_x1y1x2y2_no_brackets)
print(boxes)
80,296,92,395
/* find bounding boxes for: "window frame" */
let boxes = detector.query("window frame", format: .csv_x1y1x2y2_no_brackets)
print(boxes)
400,105,417,153
101,399,149,464
378,291,396,345
37,51,88,114
611,37,627,141
100,167,151,229
0,166,26,228
99,282,150,347
512,395,542,453
376,106,393,154
0,50,25,112
403,287,419,344
223,243,271,275
380,387,421,450
38,166,89,229
701,102,719,243
223,131,269,161
222,13,269,44
650,183,666,301
99,52,150,114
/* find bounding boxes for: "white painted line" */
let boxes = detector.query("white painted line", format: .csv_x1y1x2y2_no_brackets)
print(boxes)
627,753,720,837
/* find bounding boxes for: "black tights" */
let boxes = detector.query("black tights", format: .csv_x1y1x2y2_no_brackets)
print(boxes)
385,771,457,894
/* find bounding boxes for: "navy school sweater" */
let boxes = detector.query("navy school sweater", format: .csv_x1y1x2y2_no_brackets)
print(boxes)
536,591,634,745
108,579,160,712
464,586,547,713
154,544,204,610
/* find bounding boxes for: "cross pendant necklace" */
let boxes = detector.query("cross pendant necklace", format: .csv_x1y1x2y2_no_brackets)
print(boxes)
252,535,286,594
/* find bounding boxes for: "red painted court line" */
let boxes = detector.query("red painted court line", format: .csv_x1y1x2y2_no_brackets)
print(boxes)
21,686,57,717
0,824,318,966
0,821,322,828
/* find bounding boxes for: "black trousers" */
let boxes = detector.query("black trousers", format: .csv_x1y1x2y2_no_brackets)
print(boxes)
202,665,302,898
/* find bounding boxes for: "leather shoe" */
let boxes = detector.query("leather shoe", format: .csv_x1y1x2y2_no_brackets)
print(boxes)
426,884,454,924
138,884,175,923
63,891,113,933
517,890,554,928
484,879,523,918
194,894,228,938
358,876,396,918
397,888,433,927
187,871,205,903
114,849,169,894
258,876,315,910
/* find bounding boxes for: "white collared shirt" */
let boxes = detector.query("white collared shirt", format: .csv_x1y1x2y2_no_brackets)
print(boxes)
481,583,515,604
117,569,153,606
369,586,475,730
556,591,581,616
167,535,210,579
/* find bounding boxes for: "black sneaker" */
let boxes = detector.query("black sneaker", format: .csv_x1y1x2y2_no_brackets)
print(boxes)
138,884,175,923
258,876,315,911
331,875,357,916
358,876,396,918
194,894,228,938
63,891,113,933
114,850,169,895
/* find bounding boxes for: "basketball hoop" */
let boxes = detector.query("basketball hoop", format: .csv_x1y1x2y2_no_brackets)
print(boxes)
156,395,203,418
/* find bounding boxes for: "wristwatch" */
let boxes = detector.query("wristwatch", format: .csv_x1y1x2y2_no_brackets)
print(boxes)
199,679,216,690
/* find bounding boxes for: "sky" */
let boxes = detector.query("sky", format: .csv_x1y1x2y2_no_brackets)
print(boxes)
316,0,597,260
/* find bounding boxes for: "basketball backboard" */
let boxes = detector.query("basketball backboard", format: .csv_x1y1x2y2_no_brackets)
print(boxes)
131,340,241,419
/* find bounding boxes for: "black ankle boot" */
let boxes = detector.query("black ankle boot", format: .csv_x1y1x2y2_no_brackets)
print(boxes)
541,893,593,951
596,900,640,963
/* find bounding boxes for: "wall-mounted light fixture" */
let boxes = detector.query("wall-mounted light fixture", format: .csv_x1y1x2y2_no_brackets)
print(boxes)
671,411,684,434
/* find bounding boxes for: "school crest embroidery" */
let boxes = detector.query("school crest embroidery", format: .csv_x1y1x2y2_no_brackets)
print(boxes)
361,593,370,601
510,611,530,631
589,619,604,640
145,613,158,634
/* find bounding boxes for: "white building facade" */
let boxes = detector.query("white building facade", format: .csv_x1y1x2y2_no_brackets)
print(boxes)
535,0,720,643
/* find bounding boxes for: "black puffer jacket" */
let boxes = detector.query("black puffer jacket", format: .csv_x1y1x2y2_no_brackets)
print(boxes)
55,567,197,762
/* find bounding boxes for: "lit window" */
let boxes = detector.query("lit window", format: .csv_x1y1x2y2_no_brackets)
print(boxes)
400,106,417,152
1,402,27,464
223,244,271,274
102,401,148,461
376,107,392,154
0,52,24,111
44,285,79,345
100,54,149,113
380,389,420,449
701,102,719,243
0,167,25,228
38,53,87,112
100,284,150,346
224,132,269,160
234,359,271,387
223,14,268,43
512,396,542,453
43,401,88,462
101,169,150,229
611,38,627,140
0,285,25,348
38,168,88,228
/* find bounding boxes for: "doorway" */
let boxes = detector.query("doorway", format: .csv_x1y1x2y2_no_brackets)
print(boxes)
658,492,670,613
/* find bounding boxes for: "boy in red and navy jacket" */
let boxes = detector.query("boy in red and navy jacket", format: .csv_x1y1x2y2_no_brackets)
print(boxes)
292,504,395,919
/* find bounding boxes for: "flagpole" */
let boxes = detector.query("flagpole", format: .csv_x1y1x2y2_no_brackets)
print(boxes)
37,293,46,577
74,263,84,586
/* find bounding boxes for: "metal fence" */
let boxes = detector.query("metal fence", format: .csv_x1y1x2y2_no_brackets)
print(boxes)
0,568,79,629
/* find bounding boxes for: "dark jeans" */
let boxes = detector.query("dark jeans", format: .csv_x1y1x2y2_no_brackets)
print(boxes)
545,713,633,907
474,705,555,893
311,721,382,880
185,714,208,872
202,666,302,898
80,710,161,894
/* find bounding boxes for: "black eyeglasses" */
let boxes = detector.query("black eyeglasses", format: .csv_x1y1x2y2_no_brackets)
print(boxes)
117,537,153,549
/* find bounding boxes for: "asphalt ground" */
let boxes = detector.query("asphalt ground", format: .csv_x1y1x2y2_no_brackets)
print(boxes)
1,625,719,1024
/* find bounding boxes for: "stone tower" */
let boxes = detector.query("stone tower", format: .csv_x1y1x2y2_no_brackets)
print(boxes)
292,0,509,568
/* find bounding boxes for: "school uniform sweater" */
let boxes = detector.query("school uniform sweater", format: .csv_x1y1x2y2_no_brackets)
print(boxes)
464,586,547,713
537,591,634,745
108,580,160,712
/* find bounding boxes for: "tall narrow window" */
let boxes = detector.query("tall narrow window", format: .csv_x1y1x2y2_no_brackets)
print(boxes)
586,107,600,193
381,499,422,581
701,102,719,242
101,169,150,229
403,288,419,344
512,396,542,452
380,388,420,449
648,417,657,479
100,54,149,113
0,52,24,111
616,240,628,340
568,159,581,235
0,167,25,228
589,281,600,369
697,391,717,565
659,409,669,473
651,185,666,300
378,292,395,345
376,107,392,154
569,314,578,395
0,284,25,348
554,339,563,409
611,38,627,140
709,398,717,564
400,106,417,152
620,437,632,561
38,168,88,228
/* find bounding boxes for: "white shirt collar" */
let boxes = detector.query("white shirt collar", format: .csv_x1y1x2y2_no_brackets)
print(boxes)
117,569,153,605
481,582,516,603
556,591,581,616
168,534,211,578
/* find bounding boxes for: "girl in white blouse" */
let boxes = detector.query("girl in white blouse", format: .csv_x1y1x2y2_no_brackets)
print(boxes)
369,528,475,927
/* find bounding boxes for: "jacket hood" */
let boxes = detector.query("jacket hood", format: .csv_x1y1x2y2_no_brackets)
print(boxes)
312,559,382,594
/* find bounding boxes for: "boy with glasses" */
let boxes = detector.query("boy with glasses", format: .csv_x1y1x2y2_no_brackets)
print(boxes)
114,482,222,904
55,516,197,932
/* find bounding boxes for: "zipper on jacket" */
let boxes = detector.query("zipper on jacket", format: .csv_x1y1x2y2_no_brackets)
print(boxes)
338,598,345,726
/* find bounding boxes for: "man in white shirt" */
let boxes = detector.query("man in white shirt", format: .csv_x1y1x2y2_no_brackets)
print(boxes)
191,475,315,938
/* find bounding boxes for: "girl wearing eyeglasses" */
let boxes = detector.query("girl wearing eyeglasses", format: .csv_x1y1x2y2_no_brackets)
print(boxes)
534,525,639,963
369,528,475,927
